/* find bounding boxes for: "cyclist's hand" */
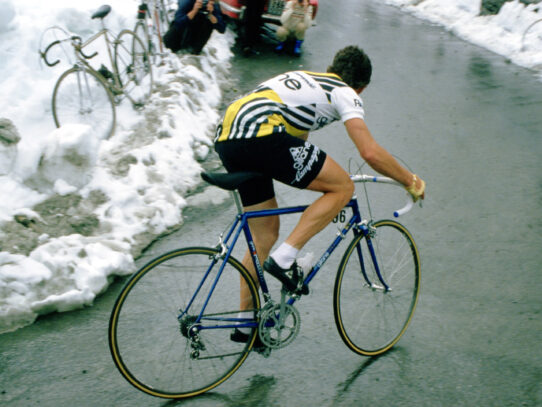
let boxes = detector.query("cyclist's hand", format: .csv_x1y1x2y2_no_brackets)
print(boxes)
405,174,425,202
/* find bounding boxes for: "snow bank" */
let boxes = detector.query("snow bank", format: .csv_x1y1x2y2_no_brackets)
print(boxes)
0,0,234,333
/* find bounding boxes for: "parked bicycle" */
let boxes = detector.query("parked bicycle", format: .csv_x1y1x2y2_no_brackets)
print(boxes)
134,0,175,63
109,169,421,399
39,5,153,139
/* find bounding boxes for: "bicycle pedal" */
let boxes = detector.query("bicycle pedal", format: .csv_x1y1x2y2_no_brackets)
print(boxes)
264,257,309,295
292,268,309,295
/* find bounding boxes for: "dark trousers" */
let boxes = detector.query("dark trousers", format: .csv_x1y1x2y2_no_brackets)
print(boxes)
163,13,214,54
243,0,265,47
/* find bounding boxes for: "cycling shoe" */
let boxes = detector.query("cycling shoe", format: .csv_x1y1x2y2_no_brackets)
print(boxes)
263,257,309,295
230,328,265,348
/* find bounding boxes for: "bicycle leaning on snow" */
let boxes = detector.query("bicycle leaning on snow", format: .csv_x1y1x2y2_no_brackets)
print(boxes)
39,5,153,140
133,0,176,64
108,168,422,399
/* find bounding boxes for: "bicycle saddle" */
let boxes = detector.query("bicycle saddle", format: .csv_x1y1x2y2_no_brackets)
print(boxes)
92,5,111,20
201,171,264,191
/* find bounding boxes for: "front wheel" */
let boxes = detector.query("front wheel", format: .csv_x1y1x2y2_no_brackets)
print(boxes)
333,220,420,356
109,247,261,399
52,66,116,139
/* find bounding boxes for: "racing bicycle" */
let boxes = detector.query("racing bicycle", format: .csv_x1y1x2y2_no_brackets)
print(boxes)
133,0,175,64
109,170,421,399
39,5,153,139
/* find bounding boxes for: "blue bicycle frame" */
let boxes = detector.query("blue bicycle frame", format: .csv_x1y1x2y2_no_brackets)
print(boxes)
180,196,390,333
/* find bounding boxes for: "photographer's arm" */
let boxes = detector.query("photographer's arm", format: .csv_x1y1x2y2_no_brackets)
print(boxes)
208,1,226,33
280,1,295,25
304,4,313,27
174,0,201,24
184,0,202,20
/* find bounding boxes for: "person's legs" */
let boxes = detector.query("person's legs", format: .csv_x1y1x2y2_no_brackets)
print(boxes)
292,22,307,56
216,134,339,294
190,16,214,54
242,0,265,54
276,26,289,42
294,22,307,40
277,155,354,256
163,22,187,52
239,197,280,310
274,26,288,52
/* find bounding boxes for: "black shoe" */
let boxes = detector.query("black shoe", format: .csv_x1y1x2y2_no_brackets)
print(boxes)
263,257,309,295
230,328,265,348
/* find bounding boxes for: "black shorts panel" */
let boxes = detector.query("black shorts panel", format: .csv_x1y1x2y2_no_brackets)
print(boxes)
214,134,327,206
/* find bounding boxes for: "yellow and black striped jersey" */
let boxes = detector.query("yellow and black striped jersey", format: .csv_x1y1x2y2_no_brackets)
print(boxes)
215,71,365,142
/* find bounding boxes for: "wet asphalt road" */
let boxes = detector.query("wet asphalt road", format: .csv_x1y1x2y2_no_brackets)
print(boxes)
1,0,541,406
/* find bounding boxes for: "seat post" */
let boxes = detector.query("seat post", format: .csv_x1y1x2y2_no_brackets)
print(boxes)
232,190,244,215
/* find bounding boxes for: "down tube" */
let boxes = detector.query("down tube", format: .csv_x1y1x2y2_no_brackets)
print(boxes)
305,200,362,286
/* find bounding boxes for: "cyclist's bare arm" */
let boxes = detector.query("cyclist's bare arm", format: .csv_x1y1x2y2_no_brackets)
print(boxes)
344,117,425,197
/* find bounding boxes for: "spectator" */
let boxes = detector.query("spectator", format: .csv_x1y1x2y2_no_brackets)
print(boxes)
275,0,313,56
163,0,226,55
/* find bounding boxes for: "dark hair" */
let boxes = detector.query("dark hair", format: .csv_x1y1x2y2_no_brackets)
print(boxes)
327,46,372,89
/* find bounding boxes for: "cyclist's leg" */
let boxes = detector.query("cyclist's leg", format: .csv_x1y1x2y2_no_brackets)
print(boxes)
215,139,280,308
284,155,354,249
239,197,279,309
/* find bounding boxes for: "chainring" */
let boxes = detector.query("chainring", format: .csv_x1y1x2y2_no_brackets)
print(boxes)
258,302,300,349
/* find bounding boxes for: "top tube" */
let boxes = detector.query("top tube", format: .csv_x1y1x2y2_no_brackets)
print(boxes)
200,171,415,217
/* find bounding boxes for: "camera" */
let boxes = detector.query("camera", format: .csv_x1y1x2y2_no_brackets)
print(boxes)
200,0,209,14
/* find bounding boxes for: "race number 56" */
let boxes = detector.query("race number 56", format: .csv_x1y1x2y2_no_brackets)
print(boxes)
332,210,346,223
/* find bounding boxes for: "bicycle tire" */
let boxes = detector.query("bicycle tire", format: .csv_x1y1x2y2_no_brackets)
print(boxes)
133,20,155,63
159,0,175,26
114,29,153,108
109,247,261,399
52,66,116,139
153,0,171,53
333,220,420,356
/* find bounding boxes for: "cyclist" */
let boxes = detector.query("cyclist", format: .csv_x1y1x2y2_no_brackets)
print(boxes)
214,45,425,341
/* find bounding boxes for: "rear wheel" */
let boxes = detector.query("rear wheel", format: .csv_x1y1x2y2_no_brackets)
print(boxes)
133,20,155,62
158,0,175,26
114,29,153,108
153,0,173,53
109,247,261,399
52,66,116,139
333,220,420,356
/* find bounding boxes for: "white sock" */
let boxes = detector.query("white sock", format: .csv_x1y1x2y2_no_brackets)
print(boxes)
270,242,299,269
236,311,252,334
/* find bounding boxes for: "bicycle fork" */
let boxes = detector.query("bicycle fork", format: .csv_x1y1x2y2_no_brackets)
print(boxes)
355,222,390,292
